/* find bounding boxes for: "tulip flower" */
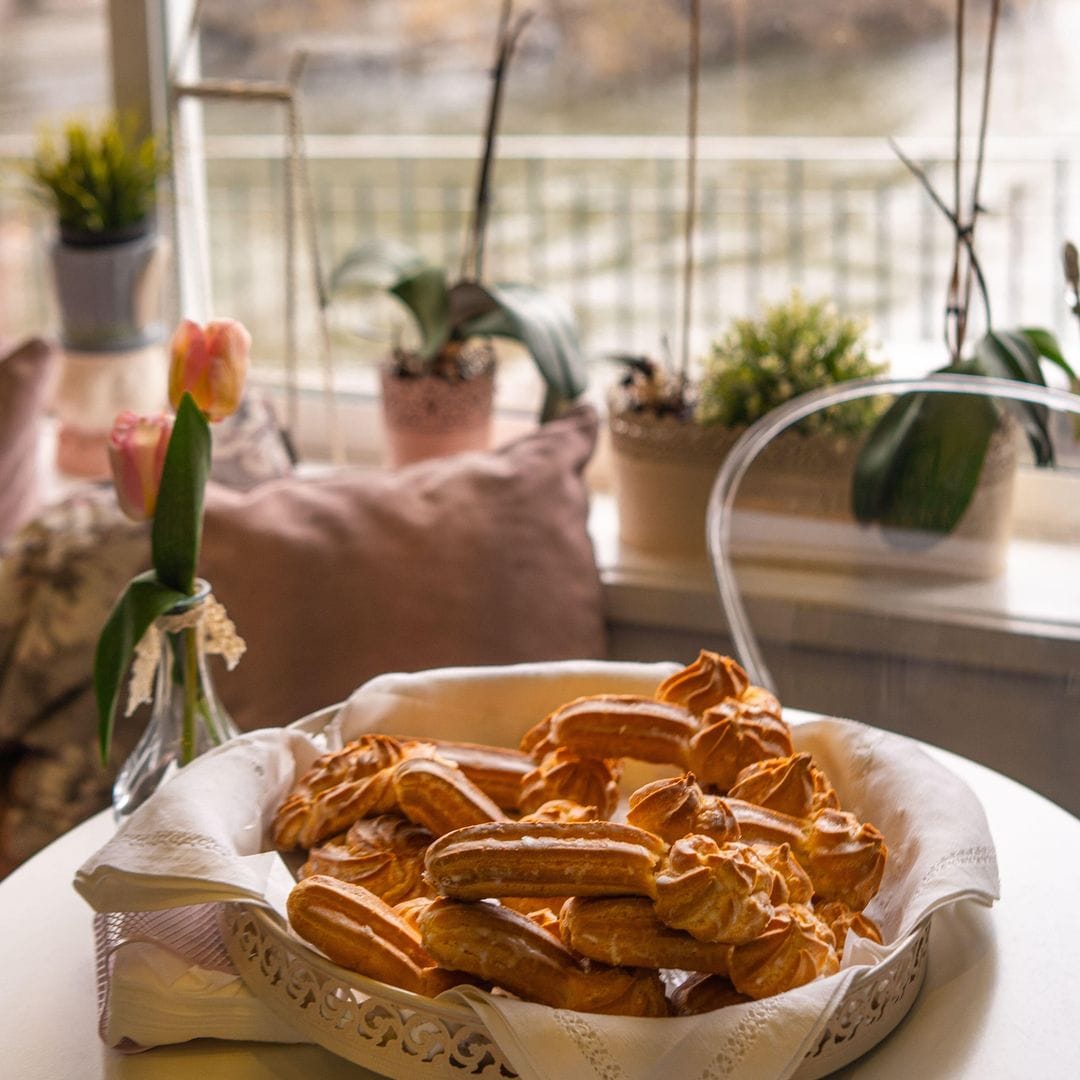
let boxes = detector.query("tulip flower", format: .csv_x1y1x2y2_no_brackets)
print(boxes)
106,410,174,521
168,318,250,422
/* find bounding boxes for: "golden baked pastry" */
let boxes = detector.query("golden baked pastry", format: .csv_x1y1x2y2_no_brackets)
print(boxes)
419,897,670,1016
726,903,839,999
544,694,697,767
273,765,399,850
653,835,779,945
287,875,462,997
814,900,884,948
424,820,666,901
758,842,814,906
392,895,439,933
392,755,507,836
727,800,887,911
688,701,794,791
655,651,750,715
518,748,621,819
560,896,732,974
519,799,601,824
727,752,840,818
798,809,887,911
291,734,411,798
299,814,434,904
626,772,741,845
670,972,752,1015
425,739,533,810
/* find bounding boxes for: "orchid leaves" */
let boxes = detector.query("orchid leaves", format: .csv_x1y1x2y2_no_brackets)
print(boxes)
853,327,1076,535
329,239,587,418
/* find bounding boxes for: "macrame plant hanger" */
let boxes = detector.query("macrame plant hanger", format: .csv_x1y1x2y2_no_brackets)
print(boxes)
166,0,344,462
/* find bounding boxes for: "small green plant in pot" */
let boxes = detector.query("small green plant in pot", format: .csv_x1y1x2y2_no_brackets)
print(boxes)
30,114,172,477
329,3,586,466
608,292,885,558
31,115,170,352
697,292,886,438
31,116,167,248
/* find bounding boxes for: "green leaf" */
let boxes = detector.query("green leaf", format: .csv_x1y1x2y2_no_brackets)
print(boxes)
1019,326,1078,381
461,282,588,419
855,389,999,536
974,331,1052,465
852,391,926,523
391,267,452,361
327,238,429,297
94,571,189,762
151,392,210,594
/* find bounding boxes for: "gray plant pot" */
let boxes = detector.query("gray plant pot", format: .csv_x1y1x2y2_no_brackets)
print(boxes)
50,230,168,352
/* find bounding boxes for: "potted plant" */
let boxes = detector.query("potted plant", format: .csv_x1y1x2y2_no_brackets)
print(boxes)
852,0,1079,552
328,2,587,467
609,291,887,559
29,115,171,476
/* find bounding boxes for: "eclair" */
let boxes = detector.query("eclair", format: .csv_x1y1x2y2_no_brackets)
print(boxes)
560,896,732,974
392,755,507,836
286,875,463,997
424,820,666,901
419,898,669,1016
544,694,697,767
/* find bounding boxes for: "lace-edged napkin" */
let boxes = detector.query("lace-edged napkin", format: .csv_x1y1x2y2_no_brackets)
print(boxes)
73,660,1000,1077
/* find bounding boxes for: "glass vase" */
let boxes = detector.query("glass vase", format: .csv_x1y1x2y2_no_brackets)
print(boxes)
113,580,240,820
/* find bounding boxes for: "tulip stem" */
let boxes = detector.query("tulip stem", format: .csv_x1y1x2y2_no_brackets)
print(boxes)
181,626,198,764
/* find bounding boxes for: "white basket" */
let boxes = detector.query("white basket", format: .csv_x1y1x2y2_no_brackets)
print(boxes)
220,902,928,1080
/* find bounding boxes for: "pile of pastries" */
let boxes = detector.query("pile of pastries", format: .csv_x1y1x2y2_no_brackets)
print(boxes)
272,652,887,1018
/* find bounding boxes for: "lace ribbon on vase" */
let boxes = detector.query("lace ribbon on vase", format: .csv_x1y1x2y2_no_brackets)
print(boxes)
125,595,246,717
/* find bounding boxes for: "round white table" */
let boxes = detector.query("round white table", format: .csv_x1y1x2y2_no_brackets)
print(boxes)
2,742,1078,1079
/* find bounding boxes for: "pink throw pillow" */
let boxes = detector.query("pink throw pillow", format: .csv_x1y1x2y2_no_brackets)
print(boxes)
200,406,607,730
0,338,58,542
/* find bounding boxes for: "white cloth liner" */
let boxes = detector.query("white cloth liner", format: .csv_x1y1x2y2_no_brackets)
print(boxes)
74,660,999,1077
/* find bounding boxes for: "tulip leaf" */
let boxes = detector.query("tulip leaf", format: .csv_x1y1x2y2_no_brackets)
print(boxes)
461,281,588,420
151,392,210,594
94,570,189,762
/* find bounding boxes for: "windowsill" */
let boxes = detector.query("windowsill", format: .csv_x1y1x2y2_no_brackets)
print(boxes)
589,491,1080,680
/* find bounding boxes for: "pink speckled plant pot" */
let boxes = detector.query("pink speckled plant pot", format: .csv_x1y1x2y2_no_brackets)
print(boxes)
379,361,495,468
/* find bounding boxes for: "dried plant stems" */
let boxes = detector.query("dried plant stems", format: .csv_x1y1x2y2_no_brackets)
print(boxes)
679,0,702,390
893,0,1001,362
461,0,532,283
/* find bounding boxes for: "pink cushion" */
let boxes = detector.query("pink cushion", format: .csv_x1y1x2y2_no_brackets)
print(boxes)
0,338,58,542
200,406,607,730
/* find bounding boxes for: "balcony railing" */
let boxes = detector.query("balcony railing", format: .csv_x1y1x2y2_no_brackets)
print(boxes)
3,132,1076,378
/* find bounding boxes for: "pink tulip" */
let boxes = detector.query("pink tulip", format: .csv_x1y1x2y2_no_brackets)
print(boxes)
168,318,251,422
107,411,174,521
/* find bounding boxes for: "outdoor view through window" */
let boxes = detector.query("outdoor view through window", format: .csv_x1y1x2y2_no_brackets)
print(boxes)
3,1,1080,422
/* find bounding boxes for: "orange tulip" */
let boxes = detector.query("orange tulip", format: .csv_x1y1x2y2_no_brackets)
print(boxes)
107,411,174,521
168,318,250,422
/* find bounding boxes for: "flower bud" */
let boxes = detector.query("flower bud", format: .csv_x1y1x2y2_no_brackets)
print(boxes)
107,411,174,521
168,318,251,422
